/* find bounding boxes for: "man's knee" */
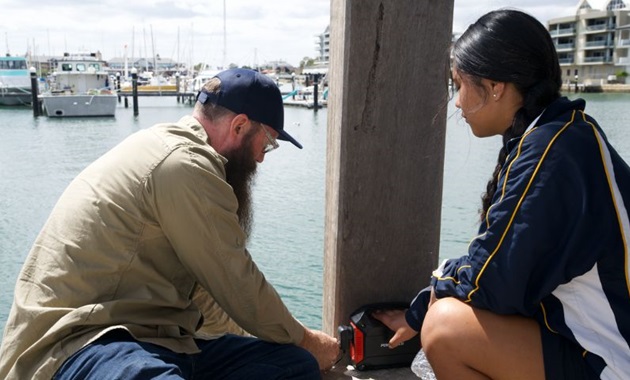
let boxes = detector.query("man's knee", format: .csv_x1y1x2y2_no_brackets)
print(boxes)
287,346,320,378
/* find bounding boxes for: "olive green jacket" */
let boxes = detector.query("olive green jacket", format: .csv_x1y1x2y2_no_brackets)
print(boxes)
0,116,304,379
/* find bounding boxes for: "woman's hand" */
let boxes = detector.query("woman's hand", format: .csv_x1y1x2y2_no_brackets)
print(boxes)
372,309,418,348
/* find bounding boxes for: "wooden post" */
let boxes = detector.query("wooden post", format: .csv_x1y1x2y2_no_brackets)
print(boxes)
176,73,181,103
30,67,40,117
323,0,454,335
131,68,139,116
116,72,121,103
313,80,319,111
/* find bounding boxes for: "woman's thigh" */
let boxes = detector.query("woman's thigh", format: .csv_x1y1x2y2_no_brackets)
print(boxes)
421,298,545,380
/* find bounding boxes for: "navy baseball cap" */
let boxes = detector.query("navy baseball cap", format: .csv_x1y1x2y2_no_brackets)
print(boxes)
196,68,302,149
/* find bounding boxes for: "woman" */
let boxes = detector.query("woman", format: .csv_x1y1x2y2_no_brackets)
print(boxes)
374,9,630,380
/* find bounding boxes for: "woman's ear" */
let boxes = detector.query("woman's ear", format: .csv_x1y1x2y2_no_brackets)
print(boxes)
490,82,506,101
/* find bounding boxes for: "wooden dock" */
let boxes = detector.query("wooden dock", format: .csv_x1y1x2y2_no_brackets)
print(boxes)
118,87,326,109
117,87,197,106
283,98,326,109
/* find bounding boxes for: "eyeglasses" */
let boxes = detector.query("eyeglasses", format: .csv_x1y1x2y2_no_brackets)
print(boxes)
257,122,279,153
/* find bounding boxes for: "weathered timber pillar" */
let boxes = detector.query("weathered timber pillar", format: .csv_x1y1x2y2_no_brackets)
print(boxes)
30,67,40,117
323,0,454,335
131,68,139,116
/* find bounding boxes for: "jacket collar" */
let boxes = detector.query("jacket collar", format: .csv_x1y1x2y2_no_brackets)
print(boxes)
506,97,585,152
537,97,585,126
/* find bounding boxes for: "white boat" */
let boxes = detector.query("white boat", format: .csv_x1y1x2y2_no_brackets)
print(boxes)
0,55,32,106
41,52,116,117
282,85,328,109
185,69,221,93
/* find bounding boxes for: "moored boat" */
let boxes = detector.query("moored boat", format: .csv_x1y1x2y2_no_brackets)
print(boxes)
40,52,116,117
185,69,221,93
0,55,32,106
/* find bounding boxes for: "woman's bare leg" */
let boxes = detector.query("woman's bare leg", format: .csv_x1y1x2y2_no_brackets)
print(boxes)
421,297,545,380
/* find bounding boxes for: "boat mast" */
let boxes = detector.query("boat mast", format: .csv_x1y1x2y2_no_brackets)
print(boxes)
143,26,148,73
177,26,180,74
150,24,157,79
130,26,135,78
124,44,129,79
190,22,194,76
223,0,226,69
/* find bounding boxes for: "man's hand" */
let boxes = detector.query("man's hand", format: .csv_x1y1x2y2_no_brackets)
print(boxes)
298,328,340,371
372,309,418,348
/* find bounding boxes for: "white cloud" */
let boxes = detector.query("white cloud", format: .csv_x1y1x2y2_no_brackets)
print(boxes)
452,0,580,33
0,0,610,67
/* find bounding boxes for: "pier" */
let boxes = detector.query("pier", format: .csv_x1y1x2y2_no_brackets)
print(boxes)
111,70,198,115
116,70,197,114
115,71,327,113
117,88,197,106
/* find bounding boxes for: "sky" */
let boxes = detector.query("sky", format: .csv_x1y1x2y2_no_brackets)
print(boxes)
0,0,607,68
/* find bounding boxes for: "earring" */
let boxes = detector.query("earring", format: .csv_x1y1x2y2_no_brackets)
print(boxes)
493,94,497,98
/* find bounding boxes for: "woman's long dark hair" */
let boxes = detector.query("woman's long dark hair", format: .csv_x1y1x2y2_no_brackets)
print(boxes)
452,9,562,221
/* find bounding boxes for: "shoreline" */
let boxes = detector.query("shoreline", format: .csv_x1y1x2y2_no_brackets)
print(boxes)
562,83,630,93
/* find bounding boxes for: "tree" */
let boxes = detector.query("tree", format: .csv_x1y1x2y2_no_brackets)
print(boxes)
299,56,316,70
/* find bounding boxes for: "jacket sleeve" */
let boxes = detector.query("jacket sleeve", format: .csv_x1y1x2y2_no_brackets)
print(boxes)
432,126,600,316
405,286,432,331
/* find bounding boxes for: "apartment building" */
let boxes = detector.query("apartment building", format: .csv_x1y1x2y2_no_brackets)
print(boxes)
548,0,630,84
315,25,330,64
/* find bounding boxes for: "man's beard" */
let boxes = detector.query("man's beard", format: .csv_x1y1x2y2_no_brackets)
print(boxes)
223,135,258,239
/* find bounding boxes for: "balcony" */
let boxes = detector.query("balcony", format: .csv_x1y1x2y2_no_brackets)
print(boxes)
584,40,610,48
587,24,606,31
559,57,574,65
584,56,612,63
584,24,616,33
549,28,575,36
618,39,630,47
555,42,575,50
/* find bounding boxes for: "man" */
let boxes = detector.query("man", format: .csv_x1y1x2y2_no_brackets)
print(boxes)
0,68,339,379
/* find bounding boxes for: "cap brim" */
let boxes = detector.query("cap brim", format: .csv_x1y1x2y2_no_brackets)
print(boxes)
277,130,303,149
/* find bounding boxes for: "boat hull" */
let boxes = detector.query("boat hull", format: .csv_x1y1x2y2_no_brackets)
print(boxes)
41,94,117,117
0,89,32,106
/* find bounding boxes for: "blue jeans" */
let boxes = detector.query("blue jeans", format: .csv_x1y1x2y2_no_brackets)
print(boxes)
53,329,320,379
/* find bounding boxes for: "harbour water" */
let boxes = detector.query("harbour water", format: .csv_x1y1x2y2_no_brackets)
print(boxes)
1,93,629,338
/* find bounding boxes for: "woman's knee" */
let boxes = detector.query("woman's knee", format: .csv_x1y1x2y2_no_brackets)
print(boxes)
421,297,472,353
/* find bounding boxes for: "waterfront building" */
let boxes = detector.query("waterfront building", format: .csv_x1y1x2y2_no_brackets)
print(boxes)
315,25,330,64
106,56,179,75
259,60,296,74
548,0,630,85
